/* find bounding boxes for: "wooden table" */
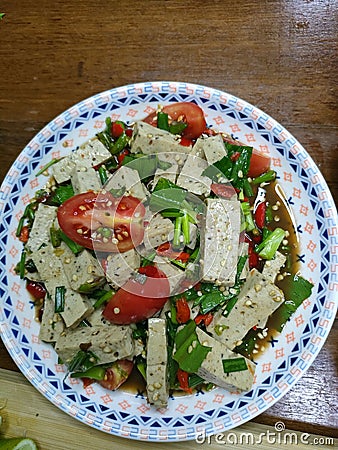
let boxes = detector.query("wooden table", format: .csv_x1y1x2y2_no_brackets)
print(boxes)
0,1,337,448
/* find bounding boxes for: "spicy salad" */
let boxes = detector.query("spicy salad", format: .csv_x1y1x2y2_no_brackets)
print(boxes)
15,102,313,407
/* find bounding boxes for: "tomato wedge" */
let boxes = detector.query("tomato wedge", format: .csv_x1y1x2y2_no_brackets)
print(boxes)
248,149,271,178
98,359,133,390
57,191,145,252
103,265,170,324
143,102,207,139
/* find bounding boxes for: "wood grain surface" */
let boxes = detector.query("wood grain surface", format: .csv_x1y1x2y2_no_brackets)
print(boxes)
0,0,337,446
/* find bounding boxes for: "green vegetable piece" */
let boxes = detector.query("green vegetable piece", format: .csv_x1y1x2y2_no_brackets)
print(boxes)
274,275,314,332
173,216,183,249
182,212,190,244
93,290,114,309
19,250,26,279
35,158,60,176
256,227,285,259
222,295,238,317
150,188,187,213
135,355,147,380
202,142,253,192
68,350,98,373
222,357,248,373
252,169,276,185
50,226,61,248
241,201,255,232
169,121,188,135
71,365,106,380
111,132,128,155
55,286,66,313
98,165,109,184
78,278,105,294
122,154,171,180
199,290,225,314
157,111,170,131
59,230,84,255
49,184,74,206
173,320,212,373
16,216,25,237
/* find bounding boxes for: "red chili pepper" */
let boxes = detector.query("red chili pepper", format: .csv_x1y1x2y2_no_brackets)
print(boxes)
117,149,130,165
111,122,125,138
26,280,47,300
177,368,192,394
254,202,266,229
176,298,191,324
230,151,241,162
156,242,171,255
138,265,160,278
81,377,95,389
245,234,260,270
179,137,193,147
19,225,30,243
156,242,190,262
194,312,213,327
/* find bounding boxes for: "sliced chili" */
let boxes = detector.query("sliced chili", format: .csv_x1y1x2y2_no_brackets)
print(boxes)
177,368,193,394
176,298,190,324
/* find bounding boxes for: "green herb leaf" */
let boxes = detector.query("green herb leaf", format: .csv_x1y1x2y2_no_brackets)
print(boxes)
202,142,253,192
67,350,99,373
157,111,170,131
48,184,74,206
71,365,106,380
274,275,314,332
199,291,225,314
122,154,171,180
173,320,212,373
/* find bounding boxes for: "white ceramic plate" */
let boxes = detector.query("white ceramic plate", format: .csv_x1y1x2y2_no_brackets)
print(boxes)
0,81,337,442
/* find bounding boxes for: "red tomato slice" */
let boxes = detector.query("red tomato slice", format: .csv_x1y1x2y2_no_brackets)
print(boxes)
57,191,145,252
98,359,133,390
103,265,170,324
143,102,207,139
248,149,271,178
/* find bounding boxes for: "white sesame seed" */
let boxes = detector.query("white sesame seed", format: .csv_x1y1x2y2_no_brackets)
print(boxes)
254,284,262,292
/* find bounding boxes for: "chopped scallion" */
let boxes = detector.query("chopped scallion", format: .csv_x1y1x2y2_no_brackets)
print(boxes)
19,250,26,279
55,286,66,313
93,290,114,309
252,170,276,185
35,158,60,176
222,357,248,373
